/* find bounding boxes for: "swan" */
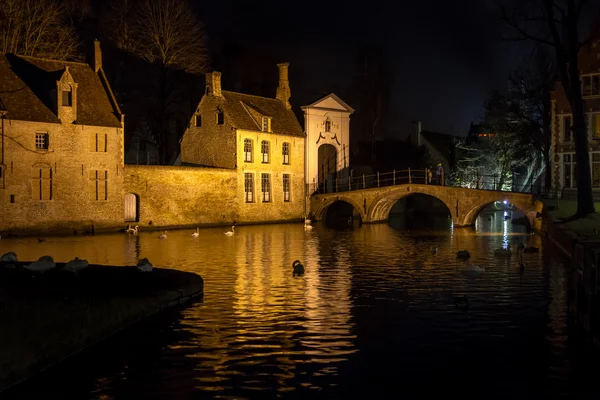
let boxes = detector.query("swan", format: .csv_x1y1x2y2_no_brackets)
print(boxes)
493,246,512,257
224,226,235,236
1,251,17,268
127,225,139,235
192,227,200,238
456,250,470,259
292,260,305,275
304,224,313,231
158,231,167,239
24,255,56,273
63,257,89,273
137,257,153,272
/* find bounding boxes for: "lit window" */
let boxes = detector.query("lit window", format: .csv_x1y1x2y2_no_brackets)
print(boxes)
244,173,254,203
283,174,290,202
592,114,600,139
35,133,49,150
563,115,572,142
582,74,600,96
282,142,290,165
261,173,271,202
31,167,52,200
62,90,72,106
244,139,253,162
261,140,269,163
195,115,202,127
262,117,270,132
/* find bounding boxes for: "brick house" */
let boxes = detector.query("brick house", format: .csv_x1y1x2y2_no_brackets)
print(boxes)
0,41,125,235
551,39,600,197
180,63,306,223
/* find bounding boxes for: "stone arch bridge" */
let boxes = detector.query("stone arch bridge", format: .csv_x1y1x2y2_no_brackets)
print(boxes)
310,184,544,228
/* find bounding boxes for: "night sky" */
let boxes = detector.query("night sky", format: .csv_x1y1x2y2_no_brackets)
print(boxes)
200,0,531,138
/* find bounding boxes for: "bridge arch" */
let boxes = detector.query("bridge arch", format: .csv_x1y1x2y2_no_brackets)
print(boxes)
369,187,455,224
312,195,366,223
461,197,540,228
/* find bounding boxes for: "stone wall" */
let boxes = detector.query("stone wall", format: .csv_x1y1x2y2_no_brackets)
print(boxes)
0,119,124,235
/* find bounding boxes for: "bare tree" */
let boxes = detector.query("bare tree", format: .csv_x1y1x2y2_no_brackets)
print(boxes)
0,0,80,60
501,0,600,218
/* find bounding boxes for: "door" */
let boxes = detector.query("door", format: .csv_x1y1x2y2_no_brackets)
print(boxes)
318,144,337,192
124,193,138,222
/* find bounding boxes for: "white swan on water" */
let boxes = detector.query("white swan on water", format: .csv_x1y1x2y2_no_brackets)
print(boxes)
192,227,199,238
225,226,235,236
158,231,167,239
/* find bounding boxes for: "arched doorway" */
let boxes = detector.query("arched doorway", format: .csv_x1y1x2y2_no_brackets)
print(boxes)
124,193,139,222
318,144,337,193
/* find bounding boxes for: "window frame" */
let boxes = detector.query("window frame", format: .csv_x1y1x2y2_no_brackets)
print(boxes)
262,117,270,132
582,73,600,97
62,90,72,106
283,174,291,202
35,133,49,150
282,142,290,165
261,173,271,202
90,170,108,201
261,140,270,163
562,152,577,189
244,172,254,203
562,115,573,142
592,152,600,189
244,139,253,162
32,166,53,200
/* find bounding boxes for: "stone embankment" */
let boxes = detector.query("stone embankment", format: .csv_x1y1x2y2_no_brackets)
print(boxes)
0,263,203,392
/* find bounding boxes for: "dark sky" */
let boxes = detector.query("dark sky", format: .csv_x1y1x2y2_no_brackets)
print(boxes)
200,0,531,138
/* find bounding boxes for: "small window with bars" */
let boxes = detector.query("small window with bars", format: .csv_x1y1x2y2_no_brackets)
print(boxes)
35,133,49,150
244,139,253,162
262,117,270,132
244,173,254,203
283,174,290,202
261,173,271,202
261,140,269,163
282,142,290,165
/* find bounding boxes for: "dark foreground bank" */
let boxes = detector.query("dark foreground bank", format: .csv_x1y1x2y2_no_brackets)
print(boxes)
0,263,203,392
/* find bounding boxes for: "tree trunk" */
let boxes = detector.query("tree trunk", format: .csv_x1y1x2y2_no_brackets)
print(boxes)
158,64,167,165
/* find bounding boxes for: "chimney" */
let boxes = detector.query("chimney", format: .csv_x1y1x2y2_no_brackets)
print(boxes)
276,62,291,110
416,121,422,146
205,71,223,97
88,39,102,73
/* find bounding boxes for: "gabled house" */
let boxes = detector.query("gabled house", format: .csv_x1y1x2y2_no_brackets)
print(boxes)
180,63,306,223
0,41,125,234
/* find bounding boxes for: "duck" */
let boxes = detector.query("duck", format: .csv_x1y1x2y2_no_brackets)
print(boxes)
1,251,18,268
224,226,235,236
523,246,539,253
127,225,139,235
431,246,438,255
292,260,305,275
304,224,313,231
158,231,167,239
192,227,200,238
137,257,153,272
456,250,470,260
493,246,512,257
24,255,56,273
63,257,89,273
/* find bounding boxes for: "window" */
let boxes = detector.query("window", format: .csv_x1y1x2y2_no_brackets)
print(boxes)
90,170,108,201
261,140,269,163
10,194,14,204
35,133,49,150
282,142,290,165
261,173,271,202
562,115,573,142
90,133,107,152
262,117,270,132
325,118,331,132
244,139,253,162
582,74,600,96
32,167,52,200
217,110,224,125
283,174,290,202
62,90,72,106
592,114,600,139
244,173,254,203
593,153,600,188
195,115,202,127
562,153,576,189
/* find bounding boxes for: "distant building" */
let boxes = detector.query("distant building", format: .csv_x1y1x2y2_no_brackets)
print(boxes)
412,121,459,172
550,39,600,196
0,41,125,234
125,117,159,165
180,63,306,223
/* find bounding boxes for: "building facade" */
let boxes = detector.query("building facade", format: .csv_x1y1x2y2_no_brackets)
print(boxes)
180,63,306,223
551,39,600,196
0,42,125,235
301,94,353,194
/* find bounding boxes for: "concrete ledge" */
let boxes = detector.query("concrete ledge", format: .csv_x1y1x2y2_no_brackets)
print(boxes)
0,264,203,392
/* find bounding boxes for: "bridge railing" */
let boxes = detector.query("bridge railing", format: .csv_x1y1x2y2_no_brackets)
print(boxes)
309,169,550,197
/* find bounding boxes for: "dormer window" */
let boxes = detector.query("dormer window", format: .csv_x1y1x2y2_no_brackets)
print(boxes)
324,118,331,132
217,109,224,125
262,117,270,132
582,74,600,96
62,89,72,106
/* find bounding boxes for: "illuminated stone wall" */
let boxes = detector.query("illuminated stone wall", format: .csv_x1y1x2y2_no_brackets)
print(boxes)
0,119,124,235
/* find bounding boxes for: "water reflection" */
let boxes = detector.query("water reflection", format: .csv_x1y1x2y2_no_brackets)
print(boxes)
2,213,599,399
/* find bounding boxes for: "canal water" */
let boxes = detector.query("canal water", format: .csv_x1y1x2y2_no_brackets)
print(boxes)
3,210,600,399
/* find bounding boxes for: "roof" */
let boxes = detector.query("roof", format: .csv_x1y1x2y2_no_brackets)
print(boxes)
420,130,458,160
301,93,355,113
0,53,121,127
221,91,303,136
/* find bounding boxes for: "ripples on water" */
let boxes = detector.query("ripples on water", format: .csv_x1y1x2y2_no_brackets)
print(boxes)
3,211,600,399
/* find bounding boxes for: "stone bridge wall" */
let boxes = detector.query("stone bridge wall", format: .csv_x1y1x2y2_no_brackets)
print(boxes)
310,184,543,230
